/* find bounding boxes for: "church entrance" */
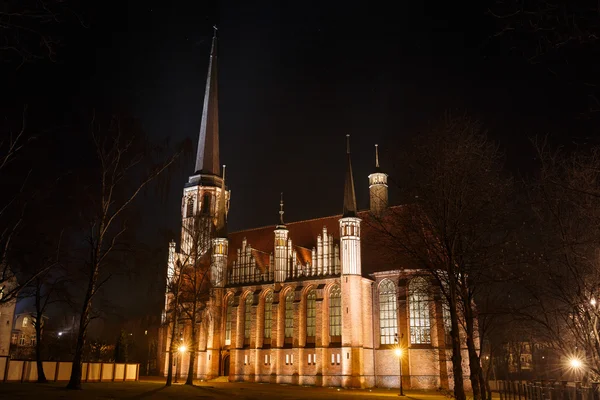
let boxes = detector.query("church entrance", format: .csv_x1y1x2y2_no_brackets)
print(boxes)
222,355,230,376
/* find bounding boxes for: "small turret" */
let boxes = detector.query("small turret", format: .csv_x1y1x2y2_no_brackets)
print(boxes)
368,144,388,217
274,193,289,282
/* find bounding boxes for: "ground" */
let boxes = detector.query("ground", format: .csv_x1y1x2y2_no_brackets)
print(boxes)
0,379,481,400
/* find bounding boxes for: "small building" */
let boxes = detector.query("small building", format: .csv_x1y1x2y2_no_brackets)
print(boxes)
0,277,17,357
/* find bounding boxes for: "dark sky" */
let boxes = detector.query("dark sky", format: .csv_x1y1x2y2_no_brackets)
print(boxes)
7,0,595,235
4,0,598,332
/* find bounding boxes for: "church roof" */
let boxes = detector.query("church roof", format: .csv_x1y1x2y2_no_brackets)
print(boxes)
227,205,418,275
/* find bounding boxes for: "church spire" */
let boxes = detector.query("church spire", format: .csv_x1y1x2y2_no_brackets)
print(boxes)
343,134,358,218
194,26,220,176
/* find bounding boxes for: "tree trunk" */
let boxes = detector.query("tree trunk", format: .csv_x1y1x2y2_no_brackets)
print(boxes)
35,311,47,383
165,309,179,386
66,264,97,389
34,285,47,383
185,319,197,385
448,282,466,400
463,293,485,400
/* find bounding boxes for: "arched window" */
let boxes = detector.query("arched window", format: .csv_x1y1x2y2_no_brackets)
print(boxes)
379,279,398,345
409,277,431,344
284,292,294,338
244,295,253,340
202,193,211,215
225,297,234,345
306,289,316,339
186,197,194,218
329,286,341,337
264,292,273,340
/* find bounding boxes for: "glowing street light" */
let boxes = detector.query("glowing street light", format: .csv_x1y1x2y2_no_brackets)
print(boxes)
394,333,405,397
570,357,583,369
178,345,187,354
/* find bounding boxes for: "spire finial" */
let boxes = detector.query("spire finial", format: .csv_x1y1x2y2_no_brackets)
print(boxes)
375,144,380,169
343,135,357,217
279,192,285,225
213,25,218,36
222,164,226,182
346,134,350,154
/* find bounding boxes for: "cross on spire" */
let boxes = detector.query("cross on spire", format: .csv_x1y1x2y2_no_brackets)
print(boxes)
343,135,358,218
279,192,285,225
375,144,380,169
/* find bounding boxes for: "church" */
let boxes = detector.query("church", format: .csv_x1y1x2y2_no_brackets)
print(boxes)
159,30,472,390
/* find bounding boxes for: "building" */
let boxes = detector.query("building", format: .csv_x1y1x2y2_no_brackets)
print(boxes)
159,29,472,389
9,313,47,359
0,281,16,357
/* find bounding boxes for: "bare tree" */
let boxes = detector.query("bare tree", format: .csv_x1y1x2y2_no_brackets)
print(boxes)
66,115,179,390
368,113,516,400
523,140,600,380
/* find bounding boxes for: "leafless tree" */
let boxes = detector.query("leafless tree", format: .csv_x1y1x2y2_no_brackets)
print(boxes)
368,113,516,400
66,115,179,389
490,0,600,113
522,139,600,380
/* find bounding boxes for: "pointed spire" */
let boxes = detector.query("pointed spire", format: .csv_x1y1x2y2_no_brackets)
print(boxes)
343,135,358,218
375,144,380,169
215,164,227,237
194,26,220,176
278,192,285,226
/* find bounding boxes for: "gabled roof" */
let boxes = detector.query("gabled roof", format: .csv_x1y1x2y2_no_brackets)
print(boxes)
227,205,418,275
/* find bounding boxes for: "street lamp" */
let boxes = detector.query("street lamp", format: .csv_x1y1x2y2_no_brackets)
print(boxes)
395,346,404,396
174,345,187,383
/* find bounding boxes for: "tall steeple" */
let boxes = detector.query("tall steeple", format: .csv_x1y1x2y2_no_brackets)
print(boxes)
215,165,227,237
343,134,358,217
194,26,220,176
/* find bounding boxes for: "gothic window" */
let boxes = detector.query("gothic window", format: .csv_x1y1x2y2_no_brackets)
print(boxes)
30,336,36,346
22,317,28,327
409,277,431,344
379,279,398,345
202,193,211,215
306,289,316,338
284,292,294,338
225,297,234,345
442,298,452,344
264,292,273,339
244,295,253,340
329,286,341,337
19,335,25,346
11,333,17,344
186,197,194,218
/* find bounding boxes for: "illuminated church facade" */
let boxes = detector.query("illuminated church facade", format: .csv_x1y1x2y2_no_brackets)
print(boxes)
159,31,472,389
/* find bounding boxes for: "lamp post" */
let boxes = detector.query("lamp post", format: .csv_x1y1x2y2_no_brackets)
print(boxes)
395,347,404,396
175,345,187,383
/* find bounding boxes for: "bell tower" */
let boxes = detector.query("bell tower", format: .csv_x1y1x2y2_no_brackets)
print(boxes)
368,144,388,217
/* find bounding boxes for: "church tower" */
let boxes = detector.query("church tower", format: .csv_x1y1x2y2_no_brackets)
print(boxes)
180,27,230,259
339,135,365,387
368,144,388,217
274,194,288,283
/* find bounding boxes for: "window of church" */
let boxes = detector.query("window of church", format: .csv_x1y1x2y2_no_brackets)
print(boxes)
11,333,17,345
186,197,194,218
19,335,25,346
284,292,294,338
306,289,316,338
379,279,398,345
329,286,341,338
201,193,211,215
22,317,28,327
409,277,431,344
442,298,452,344
244,295,253,340
225,297,234,345
264,292,273,340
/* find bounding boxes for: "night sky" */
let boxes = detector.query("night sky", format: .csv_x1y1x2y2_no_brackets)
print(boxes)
6,0,595,234
3,0,598,327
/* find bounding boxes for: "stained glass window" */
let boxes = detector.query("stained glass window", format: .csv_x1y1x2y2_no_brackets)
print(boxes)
379,279,398,345
409,277,431,344
329,286,341,337
285,292,294,338
306,289,316,337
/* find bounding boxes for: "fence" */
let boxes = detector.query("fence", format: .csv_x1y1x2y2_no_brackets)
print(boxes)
0,357,139,383
497,380,600,400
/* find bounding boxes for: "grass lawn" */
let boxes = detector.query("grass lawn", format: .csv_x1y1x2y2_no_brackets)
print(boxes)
0,380,497,399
